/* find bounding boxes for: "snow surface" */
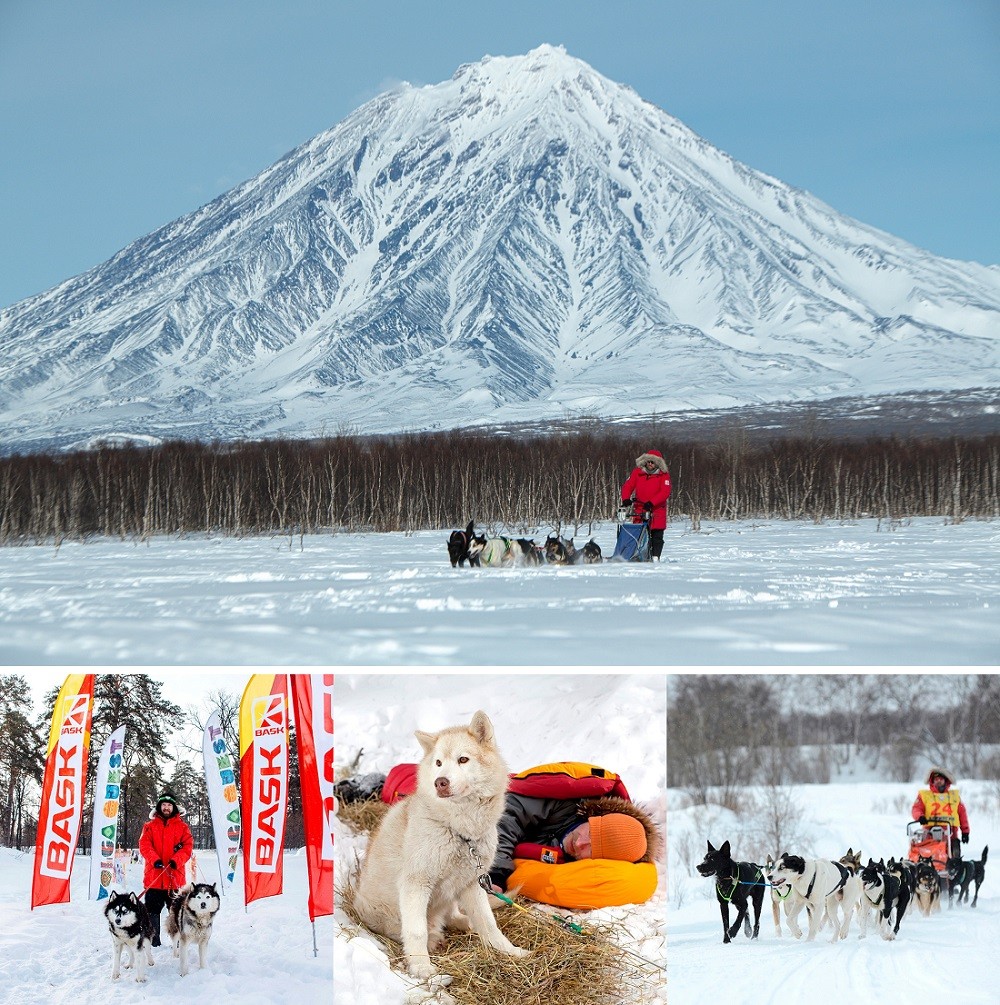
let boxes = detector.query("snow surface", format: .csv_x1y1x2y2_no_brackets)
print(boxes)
333,673,666,1005
1,518,998,666
0,847,331,1005
669,780,1000,1003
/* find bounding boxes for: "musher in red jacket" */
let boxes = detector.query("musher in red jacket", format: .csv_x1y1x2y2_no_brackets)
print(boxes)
138,791,193,945
621,449,671,560
911,766,970,858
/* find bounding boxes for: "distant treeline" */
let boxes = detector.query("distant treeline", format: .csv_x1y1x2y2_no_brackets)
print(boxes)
0,429,997,544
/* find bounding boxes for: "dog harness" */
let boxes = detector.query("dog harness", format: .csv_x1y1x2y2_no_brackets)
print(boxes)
805,861,850,900
716,864,762,901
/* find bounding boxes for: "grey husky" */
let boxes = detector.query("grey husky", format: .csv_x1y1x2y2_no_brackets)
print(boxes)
104,890,155,983
353,710,529,980
166,882,221,976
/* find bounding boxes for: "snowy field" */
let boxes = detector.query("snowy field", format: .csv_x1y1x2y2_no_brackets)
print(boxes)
333,673,666,1005
0,518,997,666
669,779,999,1003
0,847,332,1005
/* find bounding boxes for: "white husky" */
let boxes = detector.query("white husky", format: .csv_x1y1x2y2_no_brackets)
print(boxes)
353,710,529,980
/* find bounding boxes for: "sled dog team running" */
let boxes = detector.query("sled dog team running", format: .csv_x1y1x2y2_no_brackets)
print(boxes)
447,447,672,567
696,838,988,945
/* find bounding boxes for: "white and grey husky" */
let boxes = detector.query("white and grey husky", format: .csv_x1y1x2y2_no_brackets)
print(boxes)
166,882,220,976
104,890,155,983
353,710,529,980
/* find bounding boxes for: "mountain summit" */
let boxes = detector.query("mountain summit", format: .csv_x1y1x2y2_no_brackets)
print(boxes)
2,45,998,450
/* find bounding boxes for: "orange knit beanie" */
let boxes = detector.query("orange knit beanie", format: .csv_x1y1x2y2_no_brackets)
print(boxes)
589,813,647,861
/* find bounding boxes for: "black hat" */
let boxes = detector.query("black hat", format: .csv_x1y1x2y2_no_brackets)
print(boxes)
156,792,179,808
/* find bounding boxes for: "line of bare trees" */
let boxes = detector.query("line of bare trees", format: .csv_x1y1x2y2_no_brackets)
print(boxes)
0,430,997,544
668,674,1000,805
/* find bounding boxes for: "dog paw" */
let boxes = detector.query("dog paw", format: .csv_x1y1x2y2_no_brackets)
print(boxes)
427,934,447,952
407,958,437,980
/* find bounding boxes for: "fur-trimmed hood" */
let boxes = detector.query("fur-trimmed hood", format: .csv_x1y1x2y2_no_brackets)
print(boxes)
578,796,664,864
926,765,955,787
635,449,668,473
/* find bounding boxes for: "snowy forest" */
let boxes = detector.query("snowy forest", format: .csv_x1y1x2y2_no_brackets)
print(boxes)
668,673,1000,798
0,674,307,853
0,429,997,543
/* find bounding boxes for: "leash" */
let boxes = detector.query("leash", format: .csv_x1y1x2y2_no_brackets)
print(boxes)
455,834,665,976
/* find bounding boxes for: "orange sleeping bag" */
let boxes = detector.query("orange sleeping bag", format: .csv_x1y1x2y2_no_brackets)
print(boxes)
508,857,659,909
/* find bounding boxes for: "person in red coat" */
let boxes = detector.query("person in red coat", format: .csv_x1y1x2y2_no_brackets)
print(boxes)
138,791,193,945
911,766,970,858
620,449,671,560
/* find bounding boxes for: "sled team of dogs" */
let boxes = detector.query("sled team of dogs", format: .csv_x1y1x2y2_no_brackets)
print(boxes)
104,882,221,983
697,839,988,944
448,520,602,568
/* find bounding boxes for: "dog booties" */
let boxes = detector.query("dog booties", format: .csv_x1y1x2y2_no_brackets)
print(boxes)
508,857,658,909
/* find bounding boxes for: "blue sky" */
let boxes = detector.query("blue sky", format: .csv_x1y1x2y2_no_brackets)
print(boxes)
1,0,997,308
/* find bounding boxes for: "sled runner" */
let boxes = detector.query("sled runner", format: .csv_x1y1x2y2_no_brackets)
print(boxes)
611,509,651,562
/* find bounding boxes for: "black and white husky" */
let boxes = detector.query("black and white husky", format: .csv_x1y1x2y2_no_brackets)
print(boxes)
859,857,910,940
104,891,155,983
166,882,221,976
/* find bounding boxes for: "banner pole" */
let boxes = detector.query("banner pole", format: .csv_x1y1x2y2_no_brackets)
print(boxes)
312,919,318,958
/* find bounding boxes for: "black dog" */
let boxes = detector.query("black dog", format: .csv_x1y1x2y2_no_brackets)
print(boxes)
696,839,764,943
447,521,479,567
947,845,988,907
882,858,912,938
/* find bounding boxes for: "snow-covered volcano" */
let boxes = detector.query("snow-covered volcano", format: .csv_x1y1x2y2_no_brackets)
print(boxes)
1,44,998,451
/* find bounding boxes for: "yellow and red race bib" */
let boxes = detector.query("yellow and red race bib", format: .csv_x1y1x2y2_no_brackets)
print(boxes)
917,788,961,827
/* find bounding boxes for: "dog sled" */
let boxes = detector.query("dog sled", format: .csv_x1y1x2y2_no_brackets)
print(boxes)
907,817,954,879
611,507,651,562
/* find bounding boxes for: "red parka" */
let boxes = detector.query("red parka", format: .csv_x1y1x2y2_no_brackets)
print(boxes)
139,807,193,891
621,449,671,531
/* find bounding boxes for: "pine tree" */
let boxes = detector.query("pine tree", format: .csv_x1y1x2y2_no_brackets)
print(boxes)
0,675,44,848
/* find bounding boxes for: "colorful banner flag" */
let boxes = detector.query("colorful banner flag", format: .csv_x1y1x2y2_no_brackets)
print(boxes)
31,674,95,909
291,675,334,920
203,711,241,894
89,725,125,901
239,674,289,906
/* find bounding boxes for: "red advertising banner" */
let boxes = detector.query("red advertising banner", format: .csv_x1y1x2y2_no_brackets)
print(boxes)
239,674,289,906
31,674,95,909
291,674,334,920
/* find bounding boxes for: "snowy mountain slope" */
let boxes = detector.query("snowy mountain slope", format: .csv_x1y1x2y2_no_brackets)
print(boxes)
1,44,998,451
669,781,999,1004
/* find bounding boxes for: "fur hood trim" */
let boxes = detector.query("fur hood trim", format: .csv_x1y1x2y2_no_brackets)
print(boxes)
926,765,955,786
635,450,667,473
578,796,663,864
148,804,187,820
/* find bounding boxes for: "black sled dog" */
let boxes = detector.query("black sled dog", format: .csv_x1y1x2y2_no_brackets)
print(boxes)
447,521,479,567
947,845,988,907
696,840,764,943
